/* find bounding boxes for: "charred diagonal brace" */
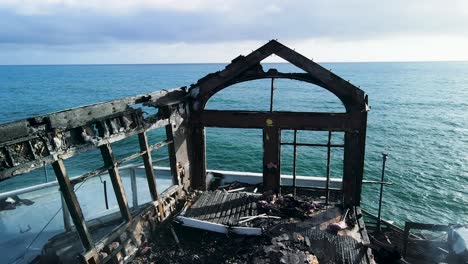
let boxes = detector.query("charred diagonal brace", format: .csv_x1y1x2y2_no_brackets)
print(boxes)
70,139,173,185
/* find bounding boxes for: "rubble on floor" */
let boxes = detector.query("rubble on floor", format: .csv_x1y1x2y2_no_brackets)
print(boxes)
132,187,374,264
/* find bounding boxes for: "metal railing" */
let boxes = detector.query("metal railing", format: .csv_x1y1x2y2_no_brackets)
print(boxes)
0,159,170,233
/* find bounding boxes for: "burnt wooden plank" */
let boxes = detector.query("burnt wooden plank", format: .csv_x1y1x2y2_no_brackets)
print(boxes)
217,193,233,224
194,192,212,220
197,111,356,131
185,192,207,218
209,191,226,222
52,159,94,251
200,192,216,221
214,192,229,223
232,194,247,225
228,193,242,225
206,191,223,221
200,192,217,220
221,193,236,225
239,195,250,218
100,144,132,222
355,206,370,246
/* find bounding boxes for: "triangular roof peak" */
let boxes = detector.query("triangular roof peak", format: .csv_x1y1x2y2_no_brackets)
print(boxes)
190,40,367,112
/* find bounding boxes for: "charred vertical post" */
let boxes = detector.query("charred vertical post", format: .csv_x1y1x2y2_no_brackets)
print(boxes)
138,132,165,218
263,120,281,193
99,144,132,222
354,112,368,204
191,125,206,190
52,159,94,251
343,112,368,207
161,107,178,185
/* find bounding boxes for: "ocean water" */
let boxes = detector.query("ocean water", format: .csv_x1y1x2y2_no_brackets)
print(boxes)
0,62,467,227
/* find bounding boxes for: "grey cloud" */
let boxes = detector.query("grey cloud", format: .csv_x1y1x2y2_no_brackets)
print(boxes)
0,0,467,46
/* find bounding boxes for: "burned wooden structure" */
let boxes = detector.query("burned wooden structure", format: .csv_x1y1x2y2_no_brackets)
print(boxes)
189,40,369,207
0,40,371,263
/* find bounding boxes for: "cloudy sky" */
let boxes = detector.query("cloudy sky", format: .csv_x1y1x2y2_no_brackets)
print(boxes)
1,0,468,64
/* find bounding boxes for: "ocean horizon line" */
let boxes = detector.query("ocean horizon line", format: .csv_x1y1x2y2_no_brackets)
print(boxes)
1,60,468,67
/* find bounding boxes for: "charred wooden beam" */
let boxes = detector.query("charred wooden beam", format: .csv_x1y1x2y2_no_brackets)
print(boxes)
191,41,284,103
263,125,280,193
0,87,186,181
161,107,178,185
69,139,172,185
100,144,132,222
138,132,165,219
274,43,366,112
52,159,95,251
190,126,206,190
169,103,192,191
196,110,357,131
44,88,186,131
1,88,185,142
0,115,169,181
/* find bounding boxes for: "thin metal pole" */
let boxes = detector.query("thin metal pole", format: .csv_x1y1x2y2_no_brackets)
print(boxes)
270,78,275,112
292,130,297,196
325,131,332,206
377,152,389,231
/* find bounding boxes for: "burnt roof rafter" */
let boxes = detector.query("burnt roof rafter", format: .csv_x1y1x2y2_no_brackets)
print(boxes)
189,40,368,113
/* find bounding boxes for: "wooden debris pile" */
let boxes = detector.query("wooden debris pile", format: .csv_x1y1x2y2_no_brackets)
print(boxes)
257,194,324,219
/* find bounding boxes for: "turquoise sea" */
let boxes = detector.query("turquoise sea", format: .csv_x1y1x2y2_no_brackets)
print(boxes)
0,62,467,227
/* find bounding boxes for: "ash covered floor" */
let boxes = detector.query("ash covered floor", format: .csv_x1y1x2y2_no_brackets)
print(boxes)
132,188,374,264
132,218,372,264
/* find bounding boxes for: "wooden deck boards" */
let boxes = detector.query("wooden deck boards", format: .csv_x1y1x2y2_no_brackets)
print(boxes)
184,191,260,226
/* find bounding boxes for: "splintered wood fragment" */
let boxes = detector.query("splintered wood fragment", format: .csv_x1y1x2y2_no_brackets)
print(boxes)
239,214,281,220
227,187,245,193
238,213,267,224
